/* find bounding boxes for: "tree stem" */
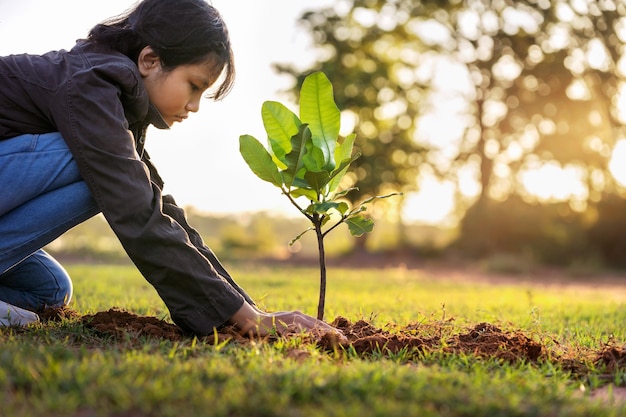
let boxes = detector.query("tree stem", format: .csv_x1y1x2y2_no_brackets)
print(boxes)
315,217,326,321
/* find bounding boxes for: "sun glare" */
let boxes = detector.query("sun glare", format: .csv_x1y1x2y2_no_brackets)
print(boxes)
609,139,626,186
520,162,587,202
402,177,455,225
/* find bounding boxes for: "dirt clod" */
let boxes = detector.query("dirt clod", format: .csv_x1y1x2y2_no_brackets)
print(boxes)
449,322,543,362
81,308,184,341
38,305,81,322
596,345,626,371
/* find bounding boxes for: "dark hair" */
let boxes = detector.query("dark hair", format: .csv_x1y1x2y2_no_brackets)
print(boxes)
88,0,234,99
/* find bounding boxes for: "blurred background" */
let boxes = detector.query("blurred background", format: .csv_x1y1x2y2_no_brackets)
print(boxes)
4,0,626,273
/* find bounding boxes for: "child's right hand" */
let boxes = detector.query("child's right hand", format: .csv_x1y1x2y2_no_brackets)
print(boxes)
229,302,347,343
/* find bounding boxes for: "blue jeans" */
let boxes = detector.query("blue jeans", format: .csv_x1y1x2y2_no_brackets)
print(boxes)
0,132,99,310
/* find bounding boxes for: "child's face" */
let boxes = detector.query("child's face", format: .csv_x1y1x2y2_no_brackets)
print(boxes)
139,48,222,127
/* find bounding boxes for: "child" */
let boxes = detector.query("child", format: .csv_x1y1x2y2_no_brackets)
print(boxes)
0,0,342,339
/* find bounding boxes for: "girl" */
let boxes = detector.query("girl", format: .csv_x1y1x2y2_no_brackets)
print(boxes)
0,0,341,339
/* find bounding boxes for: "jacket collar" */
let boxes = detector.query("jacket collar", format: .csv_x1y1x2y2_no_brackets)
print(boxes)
146,103,169,130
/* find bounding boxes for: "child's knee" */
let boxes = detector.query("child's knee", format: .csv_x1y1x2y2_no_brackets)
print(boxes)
49,269,73,307
35,252,73,307
0,250,73,309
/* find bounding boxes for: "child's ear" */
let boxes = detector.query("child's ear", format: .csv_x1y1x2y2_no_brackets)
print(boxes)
137,46,161,76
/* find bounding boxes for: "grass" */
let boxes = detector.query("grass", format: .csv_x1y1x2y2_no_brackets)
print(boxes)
1,262,625,416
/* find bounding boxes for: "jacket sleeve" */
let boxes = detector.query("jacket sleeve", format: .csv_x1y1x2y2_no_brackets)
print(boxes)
53,63,245,335
161,193,256,306
141,150,256,306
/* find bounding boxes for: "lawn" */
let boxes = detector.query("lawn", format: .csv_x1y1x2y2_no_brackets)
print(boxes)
1,262,624,417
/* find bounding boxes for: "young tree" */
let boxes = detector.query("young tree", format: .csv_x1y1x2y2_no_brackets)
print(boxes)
240,72,398,320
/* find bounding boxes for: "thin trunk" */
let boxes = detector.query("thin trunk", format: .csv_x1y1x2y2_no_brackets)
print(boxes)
315,219,326,321
473,96,493,254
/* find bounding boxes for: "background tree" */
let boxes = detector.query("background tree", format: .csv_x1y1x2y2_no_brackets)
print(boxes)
428,0,626,255
280,0,626,261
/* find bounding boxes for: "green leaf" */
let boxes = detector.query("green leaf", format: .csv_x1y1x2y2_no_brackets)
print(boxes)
328,153,360,193
328,134,357,192
334,187,359,199
336,201,350,215
283,124,312,188
336,133,356,161
345,215,374,236
290,187,318,201
291,177,311,189
309,201,344,214
262,101,300,161
239,135,283,188
304,170,330,194
300,72,339,171
346,205,367,217
302,140,327,173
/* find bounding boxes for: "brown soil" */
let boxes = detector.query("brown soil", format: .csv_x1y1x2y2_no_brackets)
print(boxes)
39,306,623,373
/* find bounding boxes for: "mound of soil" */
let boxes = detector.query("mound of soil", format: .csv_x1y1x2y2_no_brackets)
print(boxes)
77,308,246,345
323,317,543,362
597,345,626,371
82,308,185,341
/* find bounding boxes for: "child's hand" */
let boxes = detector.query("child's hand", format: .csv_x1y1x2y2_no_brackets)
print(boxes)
260,310,346,341
230,302,347,343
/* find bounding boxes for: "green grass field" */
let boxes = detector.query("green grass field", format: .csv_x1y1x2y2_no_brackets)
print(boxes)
1,263,624,417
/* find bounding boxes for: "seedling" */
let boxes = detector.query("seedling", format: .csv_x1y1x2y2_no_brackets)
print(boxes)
239,71,398,320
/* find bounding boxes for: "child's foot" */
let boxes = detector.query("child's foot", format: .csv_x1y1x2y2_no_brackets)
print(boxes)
0,300,40,327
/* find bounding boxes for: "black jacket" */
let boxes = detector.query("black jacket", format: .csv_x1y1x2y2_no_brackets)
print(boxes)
0,39,253,334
